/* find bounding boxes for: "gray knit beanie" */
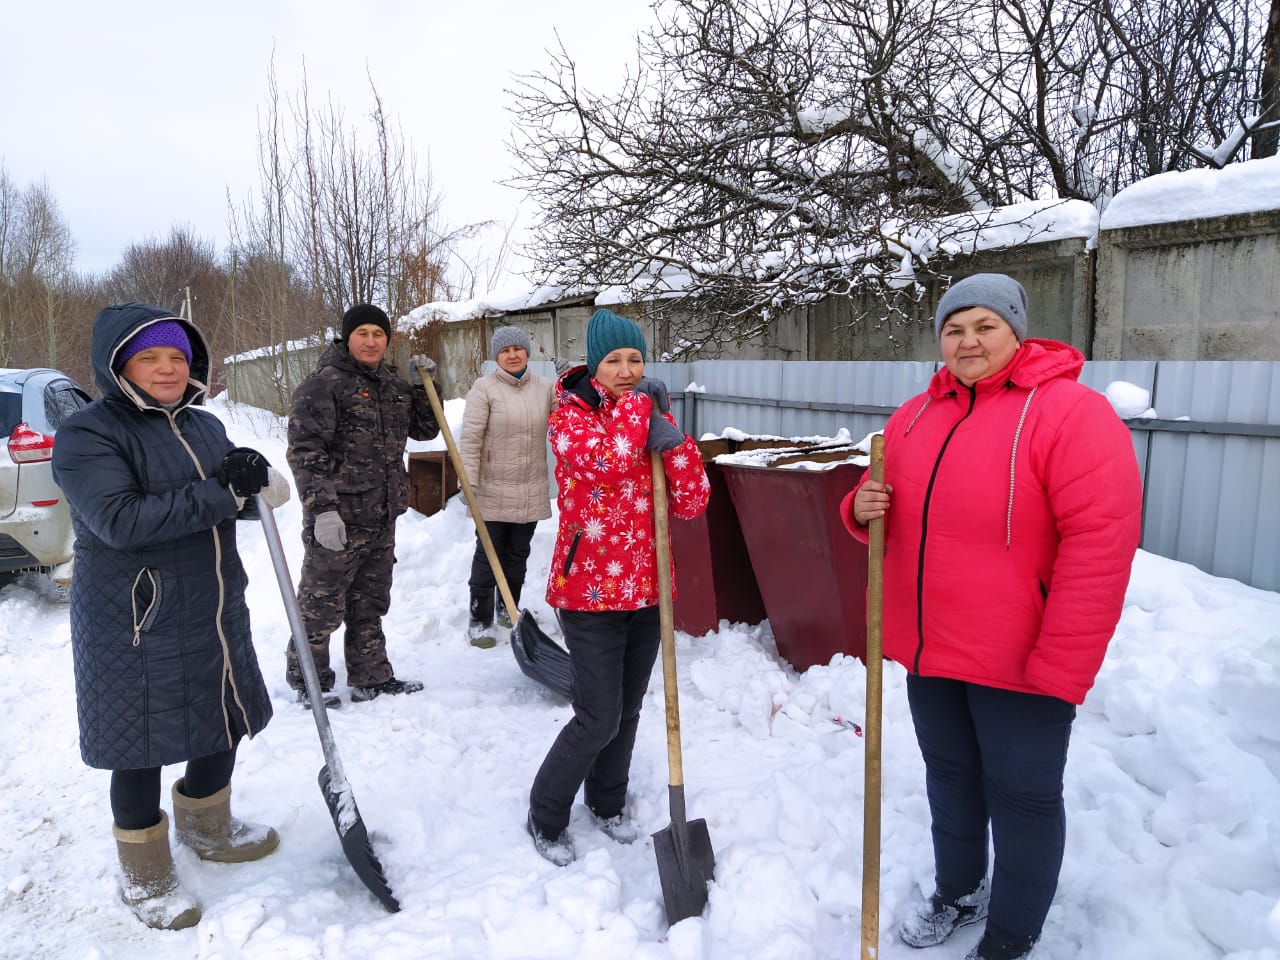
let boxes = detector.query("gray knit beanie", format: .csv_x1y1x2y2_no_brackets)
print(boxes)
934,273,1029,342
491,325,532,361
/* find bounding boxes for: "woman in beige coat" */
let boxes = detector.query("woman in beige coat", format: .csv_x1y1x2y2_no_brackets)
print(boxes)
459,326,556,646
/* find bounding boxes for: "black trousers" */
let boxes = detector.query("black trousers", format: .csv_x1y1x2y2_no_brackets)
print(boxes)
529,606,660,835
906,674,1076,948
468,520,537,600
110,743,239,830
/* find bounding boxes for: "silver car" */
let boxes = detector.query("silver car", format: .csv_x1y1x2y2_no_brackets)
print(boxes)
0,368,91,583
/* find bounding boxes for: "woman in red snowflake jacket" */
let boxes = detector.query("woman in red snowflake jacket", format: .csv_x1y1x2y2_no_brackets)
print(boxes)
526,309,710,866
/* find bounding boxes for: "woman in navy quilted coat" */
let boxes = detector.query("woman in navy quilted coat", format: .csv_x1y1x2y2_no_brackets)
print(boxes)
52,303,290,930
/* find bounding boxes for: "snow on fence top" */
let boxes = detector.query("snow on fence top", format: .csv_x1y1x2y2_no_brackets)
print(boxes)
1100,155,1280,231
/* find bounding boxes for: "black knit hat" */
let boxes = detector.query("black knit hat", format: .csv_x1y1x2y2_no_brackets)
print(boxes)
341,304,392,343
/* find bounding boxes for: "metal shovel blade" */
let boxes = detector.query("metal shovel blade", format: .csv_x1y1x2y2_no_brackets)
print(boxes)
256,494,400,913
318,766,401,913
510,611,573,701
652,785,716,923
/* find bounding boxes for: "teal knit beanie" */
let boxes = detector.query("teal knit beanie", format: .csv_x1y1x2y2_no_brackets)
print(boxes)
586,309,647,376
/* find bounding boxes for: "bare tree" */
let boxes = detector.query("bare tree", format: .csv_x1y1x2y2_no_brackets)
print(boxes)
0,168,78,369
225,59,480,411
509,0,1278,349
246,61,464,321
1255,0,1280,157
510,0,996,349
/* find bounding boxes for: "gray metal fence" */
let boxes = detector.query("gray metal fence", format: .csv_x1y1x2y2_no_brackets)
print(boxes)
609,359,1279,594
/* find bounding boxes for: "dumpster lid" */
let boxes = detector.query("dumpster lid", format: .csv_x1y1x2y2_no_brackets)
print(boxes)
710,430,876,470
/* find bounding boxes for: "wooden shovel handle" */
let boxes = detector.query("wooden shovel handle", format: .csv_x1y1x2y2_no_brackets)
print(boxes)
650,449,685,789
861,433,886,959
416,367,519,623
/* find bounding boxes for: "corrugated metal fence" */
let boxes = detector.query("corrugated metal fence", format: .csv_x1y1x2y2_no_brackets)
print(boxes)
526,359,1280,593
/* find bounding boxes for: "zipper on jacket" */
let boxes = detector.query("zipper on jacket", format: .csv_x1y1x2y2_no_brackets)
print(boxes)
562,531,582,578
913,387,975,675
130,568,163,647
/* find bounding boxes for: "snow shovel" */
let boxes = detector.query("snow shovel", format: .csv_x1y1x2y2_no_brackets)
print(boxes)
649,448,716,923
256,495,401,913
861,433,887,959
413,366,572,701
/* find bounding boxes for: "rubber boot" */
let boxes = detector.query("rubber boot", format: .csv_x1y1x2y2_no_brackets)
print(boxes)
497,582,521,629
468,588,497,649
172,778,280,863
113,811,202,930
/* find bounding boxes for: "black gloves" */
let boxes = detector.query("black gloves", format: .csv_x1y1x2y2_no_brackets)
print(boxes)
216,447,270,497
632,376,671,414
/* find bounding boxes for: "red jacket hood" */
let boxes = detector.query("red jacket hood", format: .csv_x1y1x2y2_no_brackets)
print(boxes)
928,338,1085,398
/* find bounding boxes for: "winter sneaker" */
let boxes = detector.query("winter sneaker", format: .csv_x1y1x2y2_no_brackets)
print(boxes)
294,688,341,710
963,932,1037,960
898,877,990,948
467,619,497,649
350,677,424,702
526,812,575,866
592,811,641,845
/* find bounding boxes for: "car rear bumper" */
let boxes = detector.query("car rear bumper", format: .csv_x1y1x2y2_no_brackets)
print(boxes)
0,512,74,572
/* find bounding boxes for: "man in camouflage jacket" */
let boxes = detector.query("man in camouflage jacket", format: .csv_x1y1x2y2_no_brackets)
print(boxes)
285,303,440,704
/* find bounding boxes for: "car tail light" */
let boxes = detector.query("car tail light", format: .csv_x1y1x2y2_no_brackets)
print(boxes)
8,422,55,464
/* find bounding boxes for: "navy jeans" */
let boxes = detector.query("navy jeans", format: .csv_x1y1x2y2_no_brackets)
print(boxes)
906,674,1076,947
529,606,660,835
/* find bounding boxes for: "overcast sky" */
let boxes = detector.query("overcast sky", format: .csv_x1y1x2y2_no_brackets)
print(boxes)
0,0,655,280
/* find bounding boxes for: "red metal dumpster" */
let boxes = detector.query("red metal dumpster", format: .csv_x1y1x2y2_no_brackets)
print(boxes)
669,439,768,635
721,446,869,670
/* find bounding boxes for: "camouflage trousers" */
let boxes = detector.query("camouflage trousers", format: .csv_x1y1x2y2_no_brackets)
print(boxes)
286,520,397,691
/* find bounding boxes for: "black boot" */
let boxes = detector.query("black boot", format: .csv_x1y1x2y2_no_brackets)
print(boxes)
497,582,521,628
468,588,496,648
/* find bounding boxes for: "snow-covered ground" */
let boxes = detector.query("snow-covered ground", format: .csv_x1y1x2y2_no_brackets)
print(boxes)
1,396,1278,960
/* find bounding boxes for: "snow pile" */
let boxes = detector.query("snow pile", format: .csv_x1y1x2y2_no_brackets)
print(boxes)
0,396,1277,959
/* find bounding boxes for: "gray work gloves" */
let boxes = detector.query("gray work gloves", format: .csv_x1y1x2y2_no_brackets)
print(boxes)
647,413,686,452
633,376,683,451
408,355,437,378
553,356,574,376
313,510,348,551
632,376,671,414
260,468,291,509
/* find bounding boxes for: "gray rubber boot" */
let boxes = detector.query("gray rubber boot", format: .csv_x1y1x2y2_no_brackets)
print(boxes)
468,588,497,648
172,778,280,863
113,811,202,930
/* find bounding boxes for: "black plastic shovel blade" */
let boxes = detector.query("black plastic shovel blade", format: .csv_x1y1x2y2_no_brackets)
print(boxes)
510,611,573,700
653,814,715,924
319,766,401,913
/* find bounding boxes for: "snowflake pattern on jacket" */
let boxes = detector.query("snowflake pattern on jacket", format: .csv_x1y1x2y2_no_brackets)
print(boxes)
545,367,710,612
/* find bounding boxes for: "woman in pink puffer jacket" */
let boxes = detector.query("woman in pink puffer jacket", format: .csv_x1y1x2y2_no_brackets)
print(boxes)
843,274,1142,960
